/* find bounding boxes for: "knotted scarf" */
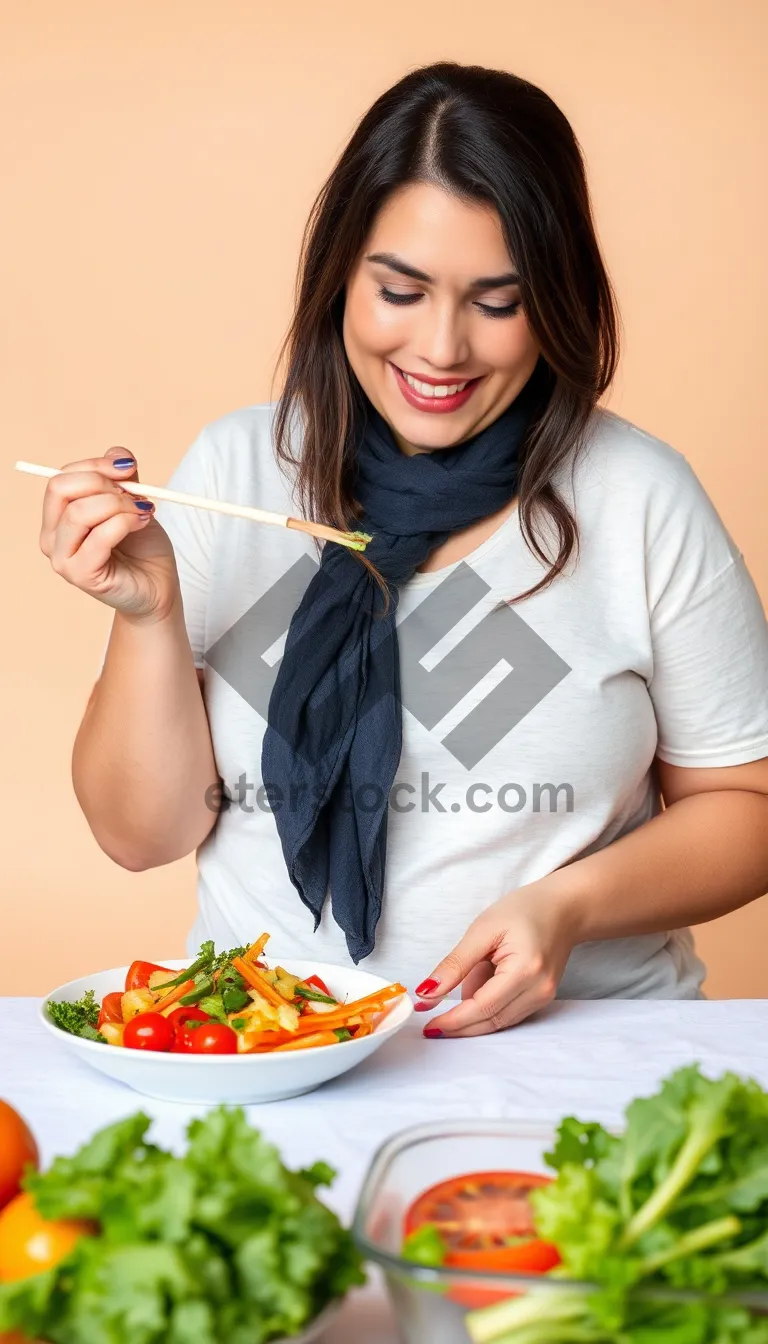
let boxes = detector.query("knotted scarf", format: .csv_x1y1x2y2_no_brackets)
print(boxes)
261,366,545,960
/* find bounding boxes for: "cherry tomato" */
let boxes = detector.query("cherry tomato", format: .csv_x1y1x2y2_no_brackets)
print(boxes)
166,1006,214,1053
97,991,124,1029
124,960,175,992
0,1101,39,1212
187,1022,238,1054
403,1170,560,1309
123,1012,174,1052
305,973,332,997
0,1191,93,1282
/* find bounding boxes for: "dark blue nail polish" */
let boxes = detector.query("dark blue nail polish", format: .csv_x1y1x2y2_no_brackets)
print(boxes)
114,457,135,468
135,499,154,511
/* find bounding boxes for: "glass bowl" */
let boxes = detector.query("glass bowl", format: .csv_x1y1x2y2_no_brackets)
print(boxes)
352,1119,768,1344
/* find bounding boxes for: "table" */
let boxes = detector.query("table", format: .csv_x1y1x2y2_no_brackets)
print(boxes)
2,998,767,1342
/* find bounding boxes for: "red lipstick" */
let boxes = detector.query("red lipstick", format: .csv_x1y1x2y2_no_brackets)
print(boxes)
391,363,482,414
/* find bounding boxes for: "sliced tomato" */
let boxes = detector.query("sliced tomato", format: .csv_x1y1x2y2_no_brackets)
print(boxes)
166,1006,214,1053
97,991,124,1029
403,1170,560,1309
123,1012,174,1052
305,973,332,997
187,1022,238,1054
124,960,176,992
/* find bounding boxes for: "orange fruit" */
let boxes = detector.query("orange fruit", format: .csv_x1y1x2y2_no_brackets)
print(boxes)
0,1192,93,1282
0,1102,39,1211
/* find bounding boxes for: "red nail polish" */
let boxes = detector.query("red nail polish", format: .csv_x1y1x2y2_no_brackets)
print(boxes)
423,1026,443,1038
416,978,440,997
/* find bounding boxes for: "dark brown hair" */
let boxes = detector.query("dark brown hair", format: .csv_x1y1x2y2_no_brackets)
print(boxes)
270,61,619,605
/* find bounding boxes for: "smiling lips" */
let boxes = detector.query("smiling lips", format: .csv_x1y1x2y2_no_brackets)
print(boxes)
392,363,482,413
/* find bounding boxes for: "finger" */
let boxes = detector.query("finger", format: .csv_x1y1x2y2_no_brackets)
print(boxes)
50,492,154,571
68,509,156,586
103,445,140,483
40,449,139,541
432,964,531,1035
416,957,495,1012
461,959,495,1000
429,984,548,1038
415,920,498,1002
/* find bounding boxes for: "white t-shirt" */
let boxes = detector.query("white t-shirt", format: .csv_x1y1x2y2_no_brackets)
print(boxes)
100,402,768,998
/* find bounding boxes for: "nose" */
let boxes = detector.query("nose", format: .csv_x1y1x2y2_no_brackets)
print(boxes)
413,298,470,372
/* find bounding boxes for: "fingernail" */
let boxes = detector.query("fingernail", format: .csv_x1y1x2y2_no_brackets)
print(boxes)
423,1026,444,1039
134,499,154,511
113,457,136,468
414,1002,434,1012
416,978,440,997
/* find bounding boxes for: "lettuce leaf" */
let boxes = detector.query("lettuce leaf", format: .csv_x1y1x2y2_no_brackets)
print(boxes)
0,1106,364,1343
466,1064,768,1344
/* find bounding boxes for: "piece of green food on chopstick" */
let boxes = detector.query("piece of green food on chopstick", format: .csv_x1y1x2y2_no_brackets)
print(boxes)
464,1063,768,1344
0,1106,365,1343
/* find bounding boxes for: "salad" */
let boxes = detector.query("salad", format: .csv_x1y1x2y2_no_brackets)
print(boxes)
402,1063,768,1342
46,931,405,1056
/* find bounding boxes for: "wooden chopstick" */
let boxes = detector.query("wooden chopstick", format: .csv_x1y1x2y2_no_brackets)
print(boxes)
14,461,372,552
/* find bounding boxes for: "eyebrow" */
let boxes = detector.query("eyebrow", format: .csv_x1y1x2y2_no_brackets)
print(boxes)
366,251,520,290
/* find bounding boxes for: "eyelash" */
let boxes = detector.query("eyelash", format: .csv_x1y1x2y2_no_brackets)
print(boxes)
377,285,522,319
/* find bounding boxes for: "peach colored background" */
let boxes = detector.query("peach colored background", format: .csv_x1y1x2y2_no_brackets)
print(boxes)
1,1,766,997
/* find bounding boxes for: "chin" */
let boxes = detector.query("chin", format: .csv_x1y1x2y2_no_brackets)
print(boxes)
393,405,486,442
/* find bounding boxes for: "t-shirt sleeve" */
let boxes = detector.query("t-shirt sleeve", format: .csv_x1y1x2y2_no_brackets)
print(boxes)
645,456,768,768
95,426,219,676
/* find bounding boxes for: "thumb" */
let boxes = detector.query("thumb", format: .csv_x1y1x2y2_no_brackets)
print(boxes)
104,445,140,483
416,920,496,999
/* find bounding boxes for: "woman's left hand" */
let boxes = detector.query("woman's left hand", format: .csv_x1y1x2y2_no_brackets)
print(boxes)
415,874,580,1037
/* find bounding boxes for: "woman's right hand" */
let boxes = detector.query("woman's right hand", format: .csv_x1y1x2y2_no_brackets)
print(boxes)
38,446,181,622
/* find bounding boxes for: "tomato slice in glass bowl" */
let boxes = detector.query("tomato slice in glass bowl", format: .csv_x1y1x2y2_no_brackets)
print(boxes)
403,1170,560,1309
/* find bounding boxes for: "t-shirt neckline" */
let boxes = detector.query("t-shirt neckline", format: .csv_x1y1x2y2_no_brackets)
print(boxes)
404,499,520,589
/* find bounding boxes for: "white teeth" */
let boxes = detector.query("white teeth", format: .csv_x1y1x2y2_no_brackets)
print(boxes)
401,370,469,398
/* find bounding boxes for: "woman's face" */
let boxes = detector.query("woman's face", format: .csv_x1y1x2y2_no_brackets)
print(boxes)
342,182,540,457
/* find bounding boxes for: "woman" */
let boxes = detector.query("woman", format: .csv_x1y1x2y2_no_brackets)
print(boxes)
44,63,768,1037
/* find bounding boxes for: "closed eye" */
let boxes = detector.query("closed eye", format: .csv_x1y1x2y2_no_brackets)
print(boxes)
377,286,521,319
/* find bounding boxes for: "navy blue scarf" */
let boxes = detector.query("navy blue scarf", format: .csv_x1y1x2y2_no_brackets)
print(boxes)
261,368,544,961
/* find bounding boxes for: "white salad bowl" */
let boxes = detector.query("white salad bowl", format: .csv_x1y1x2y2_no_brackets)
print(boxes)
41,958,413,1104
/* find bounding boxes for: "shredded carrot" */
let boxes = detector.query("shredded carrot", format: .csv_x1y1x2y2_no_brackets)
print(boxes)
154,979,196,1013
295,1011,368,1035
232,956,289,1009
243,932,270,962
353,1022,373,1039
273,1031,340,1052
293,989,405,1033
342,982,407,1012
239,1028,294,1051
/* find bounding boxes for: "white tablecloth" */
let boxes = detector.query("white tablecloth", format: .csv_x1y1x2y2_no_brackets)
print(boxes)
2,998,767,1342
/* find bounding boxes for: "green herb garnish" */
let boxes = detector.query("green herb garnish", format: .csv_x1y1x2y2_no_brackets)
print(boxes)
47,990,106,1043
